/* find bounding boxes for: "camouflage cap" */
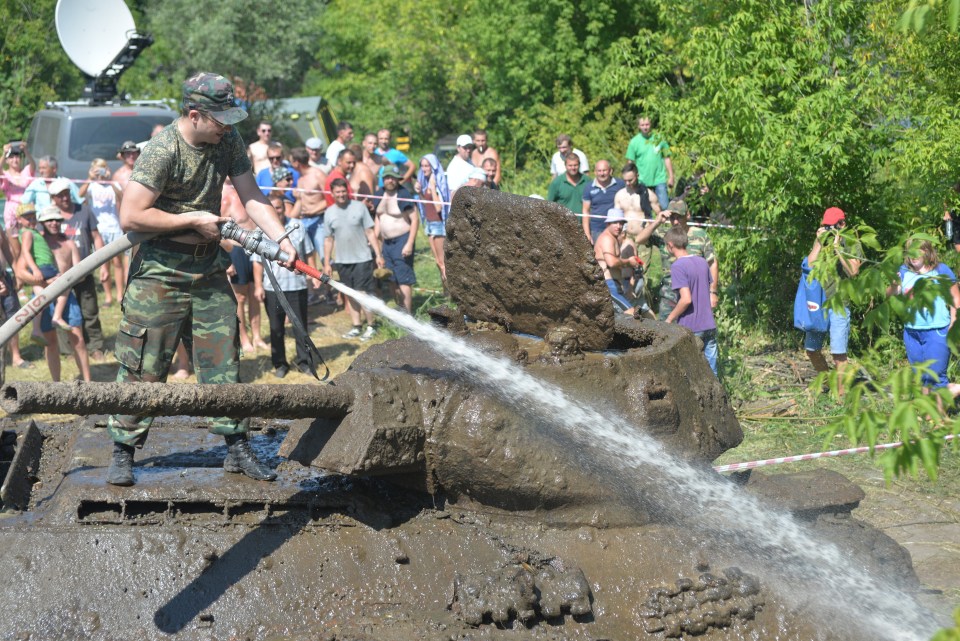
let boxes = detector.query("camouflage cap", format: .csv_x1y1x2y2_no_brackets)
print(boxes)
182,72,248,125
381,165,402,179
667,199,689,217
271,166,293,183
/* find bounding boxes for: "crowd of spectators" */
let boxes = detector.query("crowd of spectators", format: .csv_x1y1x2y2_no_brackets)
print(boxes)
3,113,956,391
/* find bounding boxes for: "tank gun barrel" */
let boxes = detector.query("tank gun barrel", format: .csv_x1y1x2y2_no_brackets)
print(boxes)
0,382,353,420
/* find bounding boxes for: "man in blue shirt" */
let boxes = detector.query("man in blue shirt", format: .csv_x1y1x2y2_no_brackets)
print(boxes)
255,142,300,203
375,129,414,184
581,160,625,245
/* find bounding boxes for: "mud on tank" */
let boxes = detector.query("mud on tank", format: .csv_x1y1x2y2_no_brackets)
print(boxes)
0,187,926,640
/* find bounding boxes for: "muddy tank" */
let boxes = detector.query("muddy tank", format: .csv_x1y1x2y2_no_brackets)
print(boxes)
0,188,930,640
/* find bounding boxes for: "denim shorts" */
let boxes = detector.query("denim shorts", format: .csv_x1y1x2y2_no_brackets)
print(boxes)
425,221,446,237
382,233,417,285
39,291,83,332
804,307,850,355
100,229,123,245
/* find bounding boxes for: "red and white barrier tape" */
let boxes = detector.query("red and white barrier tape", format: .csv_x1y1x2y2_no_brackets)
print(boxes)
61,177,759,231
713,434,956,473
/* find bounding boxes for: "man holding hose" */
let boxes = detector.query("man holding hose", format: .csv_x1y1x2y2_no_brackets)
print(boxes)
105,72,297,486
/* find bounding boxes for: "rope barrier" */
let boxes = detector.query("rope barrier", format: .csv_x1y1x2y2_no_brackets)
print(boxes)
712,434,956,473
46,177,765,232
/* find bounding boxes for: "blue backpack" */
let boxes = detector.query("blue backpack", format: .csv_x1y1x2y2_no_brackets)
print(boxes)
793,257,830,332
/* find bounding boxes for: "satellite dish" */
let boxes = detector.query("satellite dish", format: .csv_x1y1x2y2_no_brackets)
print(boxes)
55,0,137,77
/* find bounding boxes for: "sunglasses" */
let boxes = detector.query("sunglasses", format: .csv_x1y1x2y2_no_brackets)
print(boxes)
268,155,283,161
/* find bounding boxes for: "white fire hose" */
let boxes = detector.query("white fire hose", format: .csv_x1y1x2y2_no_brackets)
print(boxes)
0,231,159,349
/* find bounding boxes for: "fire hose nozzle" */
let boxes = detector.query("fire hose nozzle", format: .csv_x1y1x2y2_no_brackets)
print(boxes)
220,219,290,263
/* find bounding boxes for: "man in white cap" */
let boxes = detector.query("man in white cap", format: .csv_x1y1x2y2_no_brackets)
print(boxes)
446,134,476,196
594,207,641,313
48,177,105,359
305,137,327,170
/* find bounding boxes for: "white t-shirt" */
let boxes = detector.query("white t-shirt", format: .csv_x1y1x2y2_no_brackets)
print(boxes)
550,148,589,176
446,155,474,195
87,182,122,236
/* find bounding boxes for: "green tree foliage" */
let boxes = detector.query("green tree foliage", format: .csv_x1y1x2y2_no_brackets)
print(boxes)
304,0,656,143
932,608,960,641
813,229,960,483
595,0,910,324
0,0,83,143
901,0,960,32
124,0,319,100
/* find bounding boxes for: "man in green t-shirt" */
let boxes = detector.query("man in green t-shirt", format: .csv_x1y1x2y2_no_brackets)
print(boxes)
625,116,674,212
105,72,298,487
546,153,589,216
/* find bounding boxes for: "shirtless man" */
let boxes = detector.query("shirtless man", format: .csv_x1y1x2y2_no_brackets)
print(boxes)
348,144,377,213
290,148,329,289
471,129,501,185
113,140,141,190
360,133,382,177
247,121,273,175
594,208,640,314
616,161,656,261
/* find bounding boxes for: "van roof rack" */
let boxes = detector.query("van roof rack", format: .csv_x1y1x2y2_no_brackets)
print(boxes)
44,99,174,112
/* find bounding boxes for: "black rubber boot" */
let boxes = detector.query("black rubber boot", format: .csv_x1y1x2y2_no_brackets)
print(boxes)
223,433,277,481
106,442,135,486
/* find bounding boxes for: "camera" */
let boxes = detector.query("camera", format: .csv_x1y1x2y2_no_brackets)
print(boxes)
4,141,24,158
96,167,107,177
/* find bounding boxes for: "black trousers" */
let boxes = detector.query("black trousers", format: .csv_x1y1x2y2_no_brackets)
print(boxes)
73,273,104,352
264,288,309,370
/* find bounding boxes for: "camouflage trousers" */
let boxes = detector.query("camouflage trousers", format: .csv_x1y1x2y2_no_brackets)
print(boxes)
107,243,244,446
656,273,679,321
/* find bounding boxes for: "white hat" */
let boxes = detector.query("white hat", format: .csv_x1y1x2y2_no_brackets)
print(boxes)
456,134,475,148
468,167,486,181
37,205,64,222
48,178,72,196
605,208,627,224
305,137,323,151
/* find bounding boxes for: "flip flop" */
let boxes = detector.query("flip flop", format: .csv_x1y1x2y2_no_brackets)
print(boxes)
14,361,33,369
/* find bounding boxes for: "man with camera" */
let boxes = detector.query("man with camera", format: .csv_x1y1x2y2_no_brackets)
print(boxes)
2,141,34,231
804,207,862,392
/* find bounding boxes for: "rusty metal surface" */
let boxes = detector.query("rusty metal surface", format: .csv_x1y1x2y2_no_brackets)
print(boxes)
0,381,354,419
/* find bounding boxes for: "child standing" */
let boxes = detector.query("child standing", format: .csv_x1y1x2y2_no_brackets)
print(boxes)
663,226,718,376
251,192,320,378
19,205,90,382
889,238,960,394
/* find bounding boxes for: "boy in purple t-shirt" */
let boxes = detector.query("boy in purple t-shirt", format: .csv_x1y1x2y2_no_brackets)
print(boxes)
663,226,718,375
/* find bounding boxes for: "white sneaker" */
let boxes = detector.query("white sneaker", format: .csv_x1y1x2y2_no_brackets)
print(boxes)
342,327,362,339
359,326,377,342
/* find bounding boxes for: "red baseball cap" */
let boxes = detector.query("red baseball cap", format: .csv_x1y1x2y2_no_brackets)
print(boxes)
822,207,845,226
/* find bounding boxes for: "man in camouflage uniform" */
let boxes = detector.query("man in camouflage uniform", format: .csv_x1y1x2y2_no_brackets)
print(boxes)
648,200,719,321
105,72,298,486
